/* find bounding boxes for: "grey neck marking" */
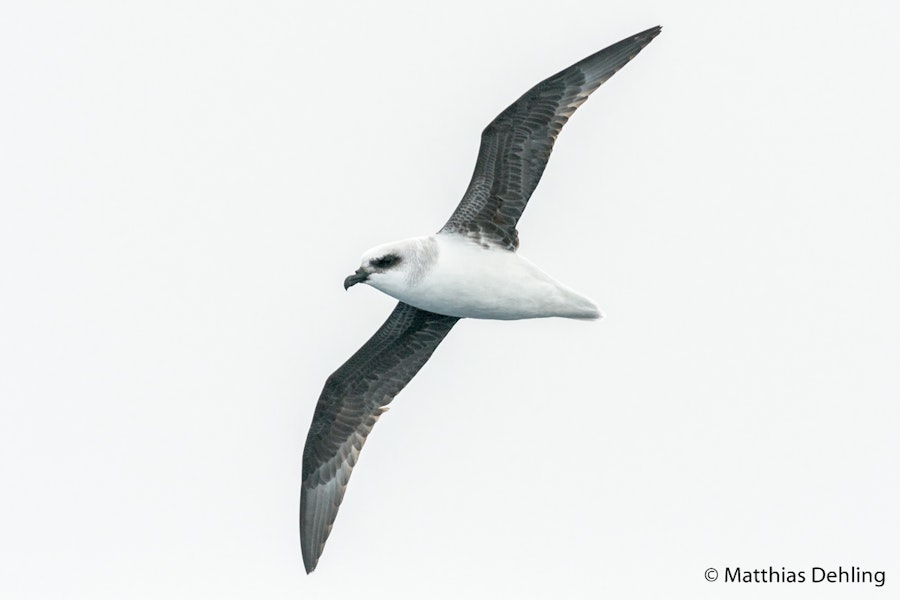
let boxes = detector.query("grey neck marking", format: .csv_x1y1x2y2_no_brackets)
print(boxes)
405,236,439,285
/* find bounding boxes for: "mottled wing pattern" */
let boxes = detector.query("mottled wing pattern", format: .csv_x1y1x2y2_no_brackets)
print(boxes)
440,26,661,250
300,302,459,573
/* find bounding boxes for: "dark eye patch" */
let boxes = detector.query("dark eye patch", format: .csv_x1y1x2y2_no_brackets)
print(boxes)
371,254,400,270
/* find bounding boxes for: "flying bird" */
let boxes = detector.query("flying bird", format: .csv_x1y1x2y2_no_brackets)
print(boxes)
300,26,661,573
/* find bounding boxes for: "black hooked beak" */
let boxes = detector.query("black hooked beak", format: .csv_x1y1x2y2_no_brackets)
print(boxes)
343,267,369,290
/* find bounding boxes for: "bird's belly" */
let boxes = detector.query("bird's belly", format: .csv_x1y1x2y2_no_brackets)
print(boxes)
399,281,555,320
395,251,598,320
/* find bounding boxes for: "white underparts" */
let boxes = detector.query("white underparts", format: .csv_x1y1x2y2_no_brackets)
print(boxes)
361,234,602,320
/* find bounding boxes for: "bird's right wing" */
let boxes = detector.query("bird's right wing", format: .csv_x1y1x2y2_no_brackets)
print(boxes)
440,26,661,250
300,302,460,573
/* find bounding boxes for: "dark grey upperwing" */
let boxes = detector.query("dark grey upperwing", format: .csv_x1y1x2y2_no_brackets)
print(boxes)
440,26,661,250
300,302,459,573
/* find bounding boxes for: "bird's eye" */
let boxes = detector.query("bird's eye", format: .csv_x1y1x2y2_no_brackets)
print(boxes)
372,255,398,269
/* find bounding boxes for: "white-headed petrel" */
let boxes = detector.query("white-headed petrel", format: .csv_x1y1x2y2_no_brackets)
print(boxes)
301,26,661,573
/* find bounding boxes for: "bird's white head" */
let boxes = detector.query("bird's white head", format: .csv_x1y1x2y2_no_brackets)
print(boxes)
343,236,438,297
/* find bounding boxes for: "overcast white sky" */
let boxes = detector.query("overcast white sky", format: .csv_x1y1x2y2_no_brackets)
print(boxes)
2,1,899,598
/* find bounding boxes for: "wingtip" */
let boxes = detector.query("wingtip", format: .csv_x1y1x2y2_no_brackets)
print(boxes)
639,25,663,42
300,507,321,574
301,543,319,574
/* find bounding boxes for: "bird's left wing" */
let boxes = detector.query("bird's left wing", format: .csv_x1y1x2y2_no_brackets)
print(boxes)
440,26,661,250
300,302,460,573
